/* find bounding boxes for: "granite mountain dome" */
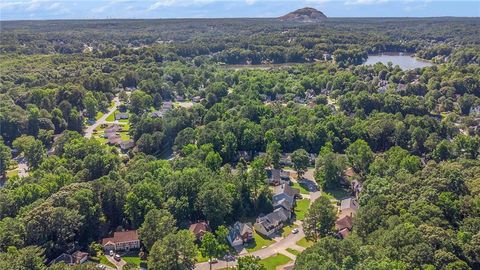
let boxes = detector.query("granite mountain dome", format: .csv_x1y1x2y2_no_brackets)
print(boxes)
279,7,327,22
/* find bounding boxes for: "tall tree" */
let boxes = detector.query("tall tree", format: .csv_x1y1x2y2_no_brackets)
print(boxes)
266,140,281,169
200,232,220,270
148,230,197,270
303,196,337,241
345,139,373,178
291,148,310,179
138,209,177,251
0,141,11,179
237,256,266,270
315,142,344,189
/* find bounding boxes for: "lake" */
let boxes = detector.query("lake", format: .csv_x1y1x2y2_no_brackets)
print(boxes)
363,53,433,70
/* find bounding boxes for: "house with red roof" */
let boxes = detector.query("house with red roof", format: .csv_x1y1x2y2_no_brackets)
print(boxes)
101,230,140,252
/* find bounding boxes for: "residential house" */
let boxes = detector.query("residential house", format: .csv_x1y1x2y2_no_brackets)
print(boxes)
49,251,88,266
120,140,135,152
267,169,291,186
339,197,359,218
273,184,300,208
227,222,253,247
115,112,129,120
150,101,174,118
101,230,140,252
192,96,202,103
254,208,290,237
189,221,210,241
279,153,293,167
72,251,89,264
335,214,353,239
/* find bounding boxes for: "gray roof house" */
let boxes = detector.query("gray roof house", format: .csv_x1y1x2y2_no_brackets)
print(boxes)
267,169,291,186
227,222,253,247
273,184,300,207
254,208,290,237
115,112,129,120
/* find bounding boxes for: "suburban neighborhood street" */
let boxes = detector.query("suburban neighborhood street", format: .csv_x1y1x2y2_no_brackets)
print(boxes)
84,96,120,139
195,169,320,270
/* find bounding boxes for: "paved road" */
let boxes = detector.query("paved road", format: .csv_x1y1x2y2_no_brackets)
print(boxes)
84,96,120,139
195,169,320,270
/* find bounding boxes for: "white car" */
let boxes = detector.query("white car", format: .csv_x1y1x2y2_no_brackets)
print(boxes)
114,254,121,261
109,250,114,256
292,228,299,234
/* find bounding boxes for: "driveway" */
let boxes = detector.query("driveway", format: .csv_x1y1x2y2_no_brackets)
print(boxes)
105,254,126,270
84,96,120,139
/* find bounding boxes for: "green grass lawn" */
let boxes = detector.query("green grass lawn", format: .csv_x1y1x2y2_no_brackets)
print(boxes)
245,231,275,252
120,132,130,140
296,237,314,248
280,224,297,237
6,169,18,178
95,111,104,120
122,255,144,266
286,248,301,256
196,251,208,263
294,199,310,221
105,111,116,122
324,188,351,200
292,181,310,195
260,254,292,270
99,255,116,268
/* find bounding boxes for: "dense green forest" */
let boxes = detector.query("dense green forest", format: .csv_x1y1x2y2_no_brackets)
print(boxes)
0,17,479,270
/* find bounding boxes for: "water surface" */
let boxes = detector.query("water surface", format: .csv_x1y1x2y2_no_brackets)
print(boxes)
363,53,433,70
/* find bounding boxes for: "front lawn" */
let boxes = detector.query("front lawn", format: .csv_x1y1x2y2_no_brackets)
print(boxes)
286,248,301,256
292,181,310,194
95,111,104,120
122,255,145,266
99,255,116,268
294,199,310,221
279,224,297,237
260,254,292,270
296,237,314,248
105,110,120,122
245,231,275,252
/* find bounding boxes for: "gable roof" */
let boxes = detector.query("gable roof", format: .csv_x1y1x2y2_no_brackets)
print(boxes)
335,215,353,230
102,230,139,245
340,197,359,212
275,183,299,197
189,221,209,236
273,198,293,212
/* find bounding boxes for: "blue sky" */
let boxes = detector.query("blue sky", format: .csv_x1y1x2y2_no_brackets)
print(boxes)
0,0,479,20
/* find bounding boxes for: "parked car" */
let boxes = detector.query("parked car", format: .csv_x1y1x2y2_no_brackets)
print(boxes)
292,228,299,234
114,254,121,261
109,250,114,256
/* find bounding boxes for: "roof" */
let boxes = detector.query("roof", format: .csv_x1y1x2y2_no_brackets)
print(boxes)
338,228,350,238
340,197,359,212
189,222,209,236
335,215,353,230
273,198,293,212
50,253,73,265
72,251,88,263
120,140,135,150
102,230,139,246
228,222,253,242
274,184,300,197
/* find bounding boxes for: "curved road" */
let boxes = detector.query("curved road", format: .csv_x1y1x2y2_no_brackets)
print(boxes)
84,96,120,139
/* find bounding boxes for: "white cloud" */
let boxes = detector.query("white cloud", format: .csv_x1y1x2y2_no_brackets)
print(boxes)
147,0,216,11
245,0,256,5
